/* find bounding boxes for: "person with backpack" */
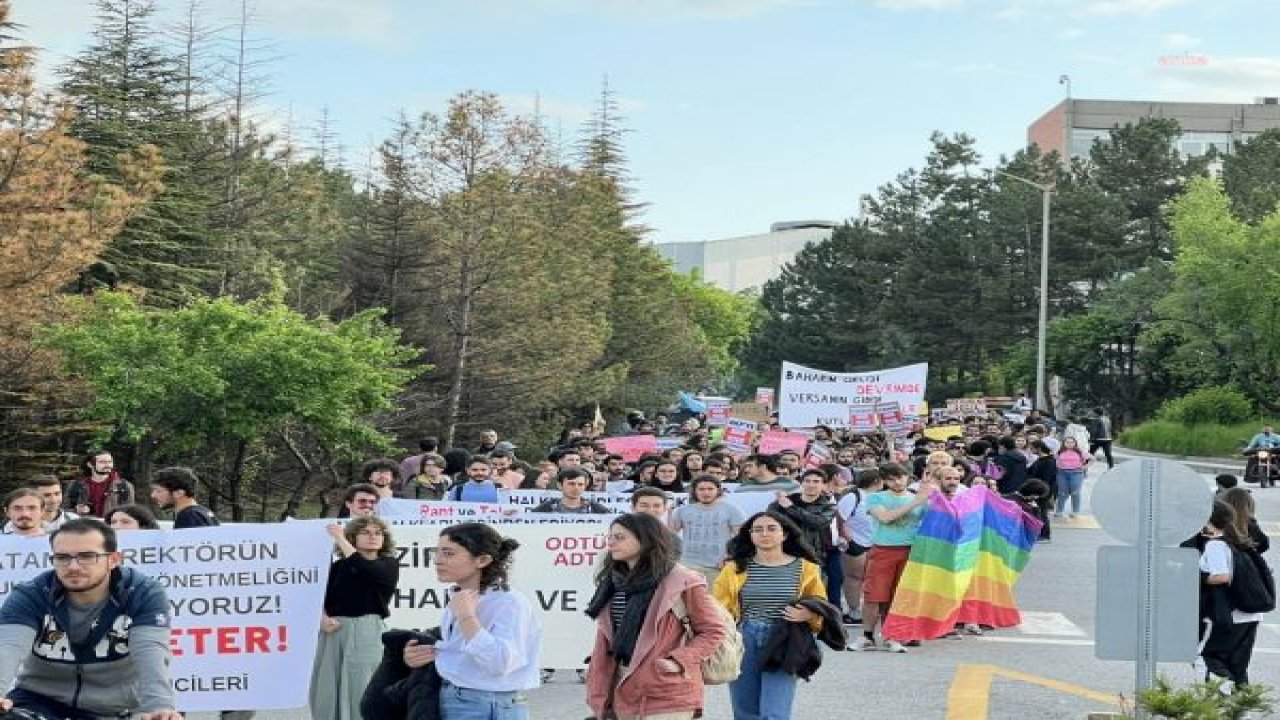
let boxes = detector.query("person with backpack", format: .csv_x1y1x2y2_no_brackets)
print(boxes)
584,512,729,720
1193,501,1273,688
837,469,883,626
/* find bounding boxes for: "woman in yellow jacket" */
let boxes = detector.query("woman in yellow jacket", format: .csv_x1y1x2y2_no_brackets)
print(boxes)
713,509,825,720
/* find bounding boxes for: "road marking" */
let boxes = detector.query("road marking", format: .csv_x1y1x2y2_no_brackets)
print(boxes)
978,636,1094,646
1017,611,1088,637
945,664,1120,720
1261,522,1280,536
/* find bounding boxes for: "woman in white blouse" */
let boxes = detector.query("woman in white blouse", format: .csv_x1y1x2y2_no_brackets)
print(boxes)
403,522,542,720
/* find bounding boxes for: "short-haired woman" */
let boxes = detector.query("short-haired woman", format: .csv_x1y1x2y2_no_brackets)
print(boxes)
584,513,727,720
402,522,541,719
310,516,400,720
713,510,825,720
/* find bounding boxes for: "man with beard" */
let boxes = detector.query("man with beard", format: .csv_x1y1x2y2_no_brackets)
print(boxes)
0,518,181,719
2,489,46,537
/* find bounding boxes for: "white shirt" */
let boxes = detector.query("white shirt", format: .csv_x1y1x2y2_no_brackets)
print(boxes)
836,489,873,548
1200,538,1265,624
435,588,542,691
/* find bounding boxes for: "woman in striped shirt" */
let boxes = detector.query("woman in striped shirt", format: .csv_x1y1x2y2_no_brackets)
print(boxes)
713,510,825,720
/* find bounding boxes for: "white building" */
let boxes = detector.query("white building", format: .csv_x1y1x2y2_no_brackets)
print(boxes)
654,220,837,293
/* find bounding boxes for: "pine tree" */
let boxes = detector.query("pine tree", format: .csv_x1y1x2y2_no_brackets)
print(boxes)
59,0,217,303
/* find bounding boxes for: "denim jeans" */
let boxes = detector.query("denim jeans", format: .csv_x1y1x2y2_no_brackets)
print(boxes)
822,548,844,607
439,682,530,720
729,619,797,720
1055,469,1085,515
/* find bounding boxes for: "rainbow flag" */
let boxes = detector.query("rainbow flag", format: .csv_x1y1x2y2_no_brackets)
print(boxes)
882,486,1042,641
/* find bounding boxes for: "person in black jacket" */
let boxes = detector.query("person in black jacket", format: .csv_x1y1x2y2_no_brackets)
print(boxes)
1026,441,1057,541
993,436,1029,495
761,597,847,680
311,516,400,720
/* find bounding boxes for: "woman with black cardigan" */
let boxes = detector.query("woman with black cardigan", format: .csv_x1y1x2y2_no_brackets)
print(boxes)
310,516,401,720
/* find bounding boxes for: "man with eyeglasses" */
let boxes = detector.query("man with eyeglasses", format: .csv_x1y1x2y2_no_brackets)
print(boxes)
339,484,381,518
0,517,181,719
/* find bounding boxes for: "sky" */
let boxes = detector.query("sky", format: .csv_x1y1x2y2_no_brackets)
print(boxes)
12,0,1280,244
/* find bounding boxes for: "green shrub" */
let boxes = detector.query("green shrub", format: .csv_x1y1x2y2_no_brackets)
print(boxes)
1158,387,1255,426
1120,419,1280,456
1126,674,1273,719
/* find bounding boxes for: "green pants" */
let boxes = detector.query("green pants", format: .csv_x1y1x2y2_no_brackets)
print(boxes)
309,614,386,720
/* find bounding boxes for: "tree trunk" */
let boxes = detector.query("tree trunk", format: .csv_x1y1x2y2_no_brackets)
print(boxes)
443,258,475,449
227,438,247,521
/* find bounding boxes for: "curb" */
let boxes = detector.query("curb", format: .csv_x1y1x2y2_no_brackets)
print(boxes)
1112,445,1246,475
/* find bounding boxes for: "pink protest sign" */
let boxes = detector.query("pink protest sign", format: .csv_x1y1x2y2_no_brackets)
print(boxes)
757,430,809,456
602,435,659,462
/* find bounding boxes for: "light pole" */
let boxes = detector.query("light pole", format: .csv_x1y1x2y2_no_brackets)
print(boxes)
994,169,1054,414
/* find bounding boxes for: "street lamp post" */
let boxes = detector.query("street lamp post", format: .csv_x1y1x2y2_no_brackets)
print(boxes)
994,169,1053,414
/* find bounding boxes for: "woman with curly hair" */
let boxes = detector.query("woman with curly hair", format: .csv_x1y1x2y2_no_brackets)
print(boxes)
311,516,400,720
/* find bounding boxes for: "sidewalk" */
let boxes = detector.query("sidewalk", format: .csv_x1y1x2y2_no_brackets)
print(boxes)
1112,444,1246,475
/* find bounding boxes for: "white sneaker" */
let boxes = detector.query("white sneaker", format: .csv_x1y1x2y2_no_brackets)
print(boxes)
964,623,984,636
540,669,554,683
850,636,876,651
883,640,907,653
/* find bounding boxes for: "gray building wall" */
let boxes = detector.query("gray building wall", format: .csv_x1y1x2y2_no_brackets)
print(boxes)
655,225,835,293
1029,98,1280,159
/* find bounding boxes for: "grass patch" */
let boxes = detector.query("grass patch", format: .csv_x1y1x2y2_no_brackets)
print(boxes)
1119,419,1280,456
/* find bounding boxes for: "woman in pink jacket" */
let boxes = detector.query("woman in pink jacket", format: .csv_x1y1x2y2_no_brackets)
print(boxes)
585,512,728,720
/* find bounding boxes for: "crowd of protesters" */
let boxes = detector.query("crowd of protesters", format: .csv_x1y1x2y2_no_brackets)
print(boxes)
0,399,1268,718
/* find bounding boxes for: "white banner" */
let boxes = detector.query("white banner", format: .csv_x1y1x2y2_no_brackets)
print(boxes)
0,523,332,712
385,518,610,669
778,361,928,428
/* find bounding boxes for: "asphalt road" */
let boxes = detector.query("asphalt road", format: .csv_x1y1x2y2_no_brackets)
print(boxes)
192,458,1280,720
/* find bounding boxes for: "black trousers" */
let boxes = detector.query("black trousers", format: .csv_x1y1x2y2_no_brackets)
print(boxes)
1089,440,1114,469
1202,619,1259,685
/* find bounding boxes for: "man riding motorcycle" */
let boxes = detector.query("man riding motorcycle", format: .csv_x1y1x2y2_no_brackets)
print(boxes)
1244,425,1280,487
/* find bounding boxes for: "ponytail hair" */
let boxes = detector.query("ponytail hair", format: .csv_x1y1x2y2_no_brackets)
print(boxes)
439,522,520,591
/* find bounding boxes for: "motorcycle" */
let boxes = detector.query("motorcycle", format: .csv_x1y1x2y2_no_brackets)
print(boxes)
1243,447,1280,488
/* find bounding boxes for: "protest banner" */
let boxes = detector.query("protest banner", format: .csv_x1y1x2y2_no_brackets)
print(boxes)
755,387,775,407
946,397,988,416
722,418,758,454
923,424,965,442
498,489,690,514
0,523,332,712
778,361,927,428
655,437,684,451
704,397,732,427
602,434,659,462
377,498,518,519
385,517,611,669
756,429,809,456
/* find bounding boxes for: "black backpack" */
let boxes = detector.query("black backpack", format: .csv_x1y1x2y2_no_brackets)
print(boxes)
1227,545,1276,614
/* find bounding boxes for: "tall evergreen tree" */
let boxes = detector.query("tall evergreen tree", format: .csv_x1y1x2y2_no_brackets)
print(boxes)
59,0,217,302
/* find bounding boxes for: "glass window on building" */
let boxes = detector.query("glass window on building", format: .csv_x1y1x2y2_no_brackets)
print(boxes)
1070,128,1111,159
1177,131,1232,157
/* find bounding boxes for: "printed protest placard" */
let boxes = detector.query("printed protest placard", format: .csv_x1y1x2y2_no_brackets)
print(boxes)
804,441,833,469
849,407,878,432
602,434,659,462
0,523,332,712
377,498,518,519
755,387,775,407
722,418,758,454
757,429,810,456
778,361,927,428
704,398,732,426
877,401,908,435
923,424,965,442
946,398,987,416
